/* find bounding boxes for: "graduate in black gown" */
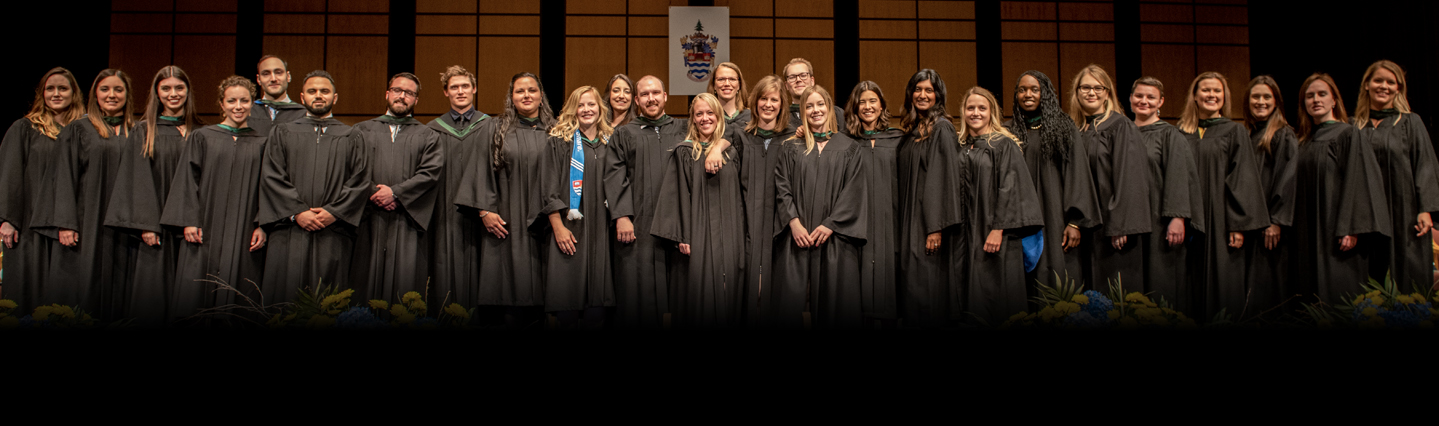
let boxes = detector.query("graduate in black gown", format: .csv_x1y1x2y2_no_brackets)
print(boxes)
256,70,371,305
1002,71,1100,295
1242,76,1299,307
708,62,751,136
1351,60,1439,291
162,76,270,325
105,66,199,324
41,69,186,320
248,55,307,135
782,58,845,131
895,69,965,328
651,93,746,329
1066,64,1152,294
541,86,616,329
1127,77,1202,311
770,85,867,329
454,72,554,328
350,73,442,303
1290,73,1390,303
1175,72,1270,319
0,68,84,314
956,87,1044,326
843,80,902,324
603,75,688,329
605,74,636,129
427,65,491,309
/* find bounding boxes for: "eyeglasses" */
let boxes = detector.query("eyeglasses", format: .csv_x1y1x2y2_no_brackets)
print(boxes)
786,72,812,82
388,87,417,98
1078,85,1107,94
716,77,739,84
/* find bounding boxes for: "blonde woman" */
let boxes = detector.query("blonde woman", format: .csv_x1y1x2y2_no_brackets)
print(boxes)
0,67,84,314
1067,64,1151,294
542,86,616,329
770,85,868,329
1176,72,1268,319
734,74,792,326
956,86,1042,326
650,93,745,329
1351,60,1439,290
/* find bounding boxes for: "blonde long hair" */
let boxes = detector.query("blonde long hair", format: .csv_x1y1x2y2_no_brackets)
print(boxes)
788,85,839,154
548,85,614,142
1177,72,1233,134
959,86,1019,147
684,93,727,161
743,75,790,134
24,67,84,139
1354,60,1411,128
1067,64,1122,130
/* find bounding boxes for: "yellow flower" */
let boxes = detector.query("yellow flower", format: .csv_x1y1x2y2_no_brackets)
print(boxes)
398,313,416,324
55,305,75,319
1369,295,1385,306
34,305,54,321
1008,311,1029,322
445,303,470,319
1038,306,1060,321
408,300,428,315
1107,310,1121,320
0,316,17,328
1361,307,1378,317
369,300,389,310
402,291,422,304
0,299,17,310
1412,293,1427,304
1055,302,1080,315
1367,290,1381,297
306,315,335,329
1124,293,1152,304
1072,294,1090,304
391,305,410,318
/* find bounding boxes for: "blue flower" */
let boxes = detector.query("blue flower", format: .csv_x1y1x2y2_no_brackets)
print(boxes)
1081,290,1113,320
411,317,439,328
335,306,387,329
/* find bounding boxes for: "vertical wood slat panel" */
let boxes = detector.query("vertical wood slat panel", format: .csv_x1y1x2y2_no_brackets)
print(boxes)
415,36,479,116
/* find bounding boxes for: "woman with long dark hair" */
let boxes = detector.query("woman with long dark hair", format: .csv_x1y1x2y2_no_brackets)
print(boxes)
161,75,269,325
1242,75,1299,306
42,68,184,320
1290,73,1389,303
106,66,199,323
0,67,83,314
1351,60,1439,291
1176,72,1268,319
844,80,902,325
771,85,867,329
542,86,617,329
1127,76,1201,311
1003,70,1099,294
895,69,964,328
605,74,636,128
455,72,556,328
1067,64,1152,294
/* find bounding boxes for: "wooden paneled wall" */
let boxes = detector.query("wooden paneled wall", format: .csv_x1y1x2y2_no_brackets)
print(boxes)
1138,0,1248,120
414,0,542,120
262,0,390,124
859,1,978,122
110,0,240,124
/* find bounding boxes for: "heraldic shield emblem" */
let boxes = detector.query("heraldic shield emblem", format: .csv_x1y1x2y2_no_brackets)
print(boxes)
681,20,720,82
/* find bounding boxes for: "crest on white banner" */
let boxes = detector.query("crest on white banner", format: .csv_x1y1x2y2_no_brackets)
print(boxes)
669,7,729,96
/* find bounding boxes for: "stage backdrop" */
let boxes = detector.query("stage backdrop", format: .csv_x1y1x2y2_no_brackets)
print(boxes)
669,6,730,96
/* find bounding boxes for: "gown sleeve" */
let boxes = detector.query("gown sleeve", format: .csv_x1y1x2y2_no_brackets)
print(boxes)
255,126,309,226
1097,118,1152,235
0,121,33,228
1334,126,1393,238
1063,126,1103,229
773,141,800,238
159,131,206,229
1267,127,1299,226
32,123,84,236
989,137,1044,232
820,139,868,241
389,129,443,231
649,145,692,244
453,122,498,215
321,131,372,228
1403,114,1439,215
921,121,966,234
1158,126,1198,221
603,127,635,220
541,135,571,219
1222,124,1270,232
104,125,165,234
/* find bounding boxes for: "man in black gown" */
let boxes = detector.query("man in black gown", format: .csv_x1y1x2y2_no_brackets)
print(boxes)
427,65,490,309
256,70,371,304
249,55,307,135
350,72,442,303
604,75,688,328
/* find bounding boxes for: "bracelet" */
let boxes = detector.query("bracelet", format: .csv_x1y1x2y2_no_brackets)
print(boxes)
1067,223,1079,229
479,210,489,218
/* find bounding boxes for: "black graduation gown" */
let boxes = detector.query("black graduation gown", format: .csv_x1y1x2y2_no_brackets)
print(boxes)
1005,118,1101,293
724,108,751,141
896,120,966,327
1355,113,1439,289
850,127,905,320
771,135,868,329
651,142,745,328
427,112,491,307
542,133,616,312
161,125,268,321
453,118,552,307
0,119,61,313
104,120,186,324
1246,123,1297,308
1135,120,1202,310
247,100,308,136
350,117,443,302
1184,118,1270,319
1077,113,1152,293
256,117,370,304
735,125,794,327
35,119,135,319
1290,122,1391,303
958,135,1043,326
603,116,688,328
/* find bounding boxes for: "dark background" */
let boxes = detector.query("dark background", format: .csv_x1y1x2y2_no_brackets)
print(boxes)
4,0,1437,133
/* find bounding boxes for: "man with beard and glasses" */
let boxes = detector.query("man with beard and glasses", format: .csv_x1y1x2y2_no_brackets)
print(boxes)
350,72,443,303
256,70,371,304
248,55,307,135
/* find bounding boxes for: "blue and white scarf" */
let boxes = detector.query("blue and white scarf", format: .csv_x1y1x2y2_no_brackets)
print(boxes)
568,130,587,220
